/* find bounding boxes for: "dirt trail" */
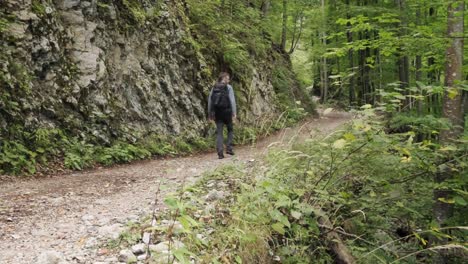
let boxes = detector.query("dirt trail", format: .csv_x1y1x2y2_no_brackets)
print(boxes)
0,111,351,263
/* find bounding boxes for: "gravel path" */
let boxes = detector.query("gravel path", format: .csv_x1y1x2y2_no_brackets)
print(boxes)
0,111,351,264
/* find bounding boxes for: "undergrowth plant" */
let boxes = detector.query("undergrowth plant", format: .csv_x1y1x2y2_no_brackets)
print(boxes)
0,107,309,175
130,105,466,263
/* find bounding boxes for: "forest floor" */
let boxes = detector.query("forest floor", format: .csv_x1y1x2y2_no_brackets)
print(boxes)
0,111,352,264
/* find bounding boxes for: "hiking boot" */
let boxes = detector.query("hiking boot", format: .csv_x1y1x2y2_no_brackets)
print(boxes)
226,150,234,155
218,154,225,159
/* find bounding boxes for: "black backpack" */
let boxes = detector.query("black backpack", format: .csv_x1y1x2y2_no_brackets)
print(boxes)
211,83,230,111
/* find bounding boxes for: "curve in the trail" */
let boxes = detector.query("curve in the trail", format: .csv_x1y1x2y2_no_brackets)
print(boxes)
0,111,351,264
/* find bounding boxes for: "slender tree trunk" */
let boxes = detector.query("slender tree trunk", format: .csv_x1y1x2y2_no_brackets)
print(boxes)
289,12,304,54
376,30,383,103
261,0,270,17
415,8,424,114
281,0,288,52
440,2,465,141
395,0,411,109
396,0,411,109
346,0,355,106
433,2,464,263
321,57,329,103
416,55,423,114
358,33,365,106
364,30,372,104
320,0,329,103
426,5,439,114
427,56,438,114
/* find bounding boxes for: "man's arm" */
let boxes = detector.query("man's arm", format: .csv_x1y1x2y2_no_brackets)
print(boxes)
228,85,237,118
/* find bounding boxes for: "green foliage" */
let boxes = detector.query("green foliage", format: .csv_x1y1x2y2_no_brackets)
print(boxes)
0,114,309,175
144,106,466,263
0,17,9,33
64,139,95,170
31,0,46,16
95,142,151,165
232,107,307,146
121,0,146,25
0,55,32,122
32,128,66,161
221,39,251,76
389,113,451,140
186,0,306,104
97,0,160,27
271,54,315,113
0,141,36,175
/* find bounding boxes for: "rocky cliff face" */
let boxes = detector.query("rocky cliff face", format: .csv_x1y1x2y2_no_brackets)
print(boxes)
0,0,284,144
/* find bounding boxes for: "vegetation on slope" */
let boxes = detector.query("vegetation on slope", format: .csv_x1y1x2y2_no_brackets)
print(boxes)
117,106,466,263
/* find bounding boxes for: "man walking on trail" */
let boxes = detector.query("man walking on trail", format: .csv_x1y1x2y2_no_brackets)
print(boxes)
208,72,237,159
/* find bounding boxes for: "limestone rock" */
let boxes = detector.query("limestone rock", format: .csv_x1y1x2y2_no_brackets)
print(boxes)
149,240,185,254
35,251,68,264
118,249,137,264
0,0,287,158
131,243,146,255
205,190,226,202
98,224,123,240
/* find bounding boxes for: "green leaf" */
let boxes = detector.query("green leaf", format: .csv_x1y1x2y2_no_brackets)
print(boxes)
447,88,459,99
360,104,372,109
291,211,302,220
178,215,198,230
438,197,455,204
343,133,356,141
164,197,178,210
333,139,346,149
36,147,45,153
173,247,194,264
454,196,467,206
440,145,457,151
270,210,290,227
272,223,286,235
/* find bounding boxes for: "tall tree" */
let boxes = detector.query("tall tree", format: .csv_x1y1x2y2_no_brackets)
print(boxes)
320,0,329,103
260,0,271,16
396,0,411,108
345,0,355,106
281,0,288,51
433,2,464,262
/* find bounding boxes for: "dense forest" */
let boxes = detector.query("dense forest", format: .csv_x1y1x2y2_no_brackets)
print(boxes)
0,0,467,263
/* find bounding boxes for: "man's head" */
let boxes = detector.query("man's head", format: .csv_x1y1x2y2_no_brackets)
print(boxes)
218,72,230,84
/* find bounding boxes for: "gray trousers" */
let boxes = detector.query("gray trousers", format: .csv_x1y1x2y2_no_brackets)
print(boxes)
216,120,233,155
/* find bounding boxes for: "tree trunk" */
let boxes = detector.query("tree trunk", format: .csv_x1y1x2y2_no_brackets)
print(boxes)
416,55,423,114
281,0,288,52
358,32,365,105
415,8,424,114
427,56,439,114
440,1,465,141
320,0,328,103
396,0,411,109
433,2,464,263
317,210,356,264
364,30,372,104
289,11,304,54
321,57,329,103
261,0,270,17
346,0,355,106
